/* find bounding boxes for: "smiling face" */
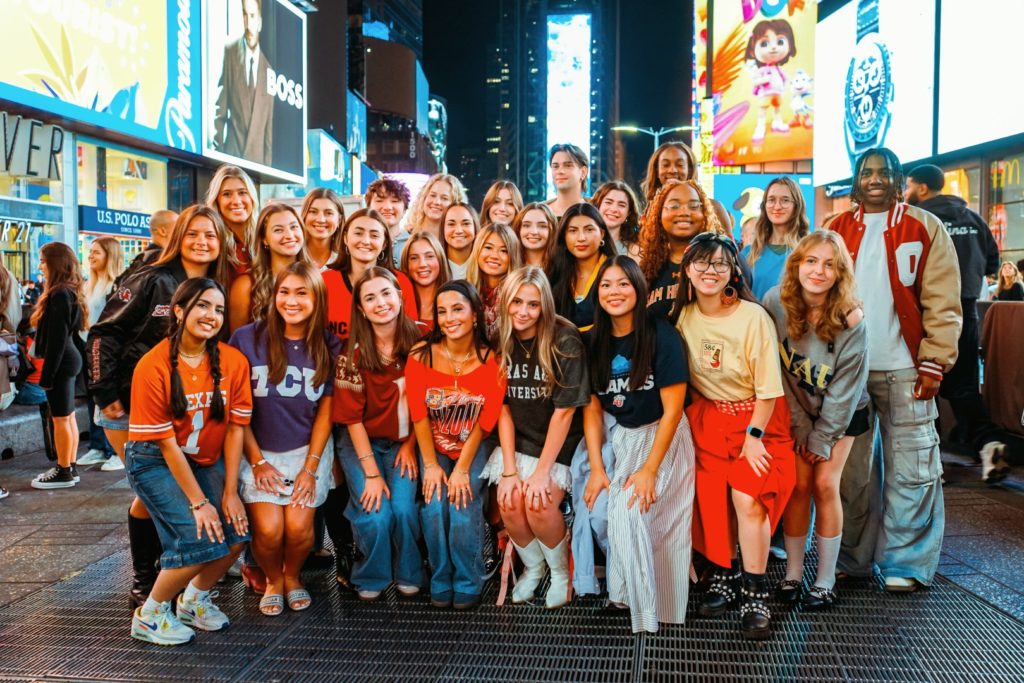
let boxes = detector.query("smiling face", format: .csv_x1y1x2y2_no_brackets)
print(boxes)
275,273,314,328
508,283,542,336
565,214,603,261
180,216,221,268
597,265,637,319
443,206,476,252
87,241,108,274
177,288,225,343
345,216,386,266
436,290,475,342
488,188,517,224
764,183,796,228
858,154,898,212
518,209,551,253
368,192,406,230
1001,263,1017,281
798,242,838,297
550,151,586,193
753,28,790,65
216,177,254,228
358,276,403,326
661,183,706,241
685,246,731,297
478,233,510,279
423,181,454,222
304,198,341,243
657,146,691,186
406,239,441,287
264,210,304,258
598,189,630,231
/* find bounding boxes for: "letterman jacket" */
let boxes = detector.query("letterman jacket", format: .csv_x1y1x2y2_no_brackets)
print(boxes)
828,203,962,381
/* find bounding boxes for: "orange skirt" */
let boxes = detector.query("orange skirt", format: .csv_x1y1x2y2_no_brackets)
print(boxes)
685,392,795,568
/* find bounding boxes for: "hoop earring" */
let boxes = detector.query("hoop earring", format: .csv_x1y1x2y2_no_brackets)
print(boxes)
721,286,738,306
378,251,387,262
599,239,605,246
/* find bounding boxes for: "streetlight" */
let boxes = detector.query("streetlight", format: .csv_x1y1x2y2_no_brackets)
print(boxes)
612,125,695,150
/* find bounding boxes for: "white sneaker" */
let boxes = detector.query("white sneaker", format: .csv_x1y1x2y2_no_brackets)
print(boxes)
357,589,381,601
101,456,125,471
225,556,242,577
176,591,230,631
980,441,1009,483
396,584,420,597
131,603,196,646
77,449,108,466
884,576,918,593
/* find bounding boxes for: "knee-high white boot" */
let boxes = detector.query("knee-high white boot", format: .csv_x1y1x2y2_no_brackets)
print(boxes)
512,539,547,603
540,536,571,609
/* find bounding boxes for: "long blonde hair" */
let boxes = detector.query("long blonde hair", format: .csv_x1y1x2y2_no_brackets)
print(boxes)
779,230,860,343
997,260,1022,296
405,173,468,232
85,236,124,298
496,266,580,393
466,223,522,292
204,165,259,269
747,176,810,265
249,203,310,322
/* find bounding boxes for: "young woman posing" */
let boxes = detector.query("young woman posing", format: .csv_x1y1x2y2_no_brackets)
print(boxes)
549,203,616,332
205,165,259,278
126,279,253,645
741,177,810,300
404,173,467,238
763,231,868,610
481,267,589,608
640,142,698,205
405,280,506,610
640,179,728,320
334,268,426,601
78,236,125,469
29,243,90,489
301,187,345,271
466,223,522,339
439,203,480,281
480,180,524,228
229,203,307,332
511,203,558,269
591,181,641,260
996,261,1024,301
230,262,341,615
672,232,795,640
581,256,695,633
88,204,233,608
400,231,450,329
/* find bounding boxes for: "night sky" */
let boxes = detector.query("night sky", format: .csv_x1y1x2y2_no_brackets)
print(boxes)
423,0,693,187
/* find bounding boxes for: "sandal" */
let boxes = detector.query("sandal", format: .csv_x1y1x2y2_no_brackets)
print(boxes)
259,593,284,617
287,588,312,611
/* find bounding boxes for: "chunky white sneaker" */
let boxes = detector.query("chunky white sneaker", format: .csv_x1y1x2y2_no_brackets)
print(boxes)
884,576,918,593
980,441,1009,484
77,449,108,466
176,591,230,631
131,603,195,646
101,456,125,471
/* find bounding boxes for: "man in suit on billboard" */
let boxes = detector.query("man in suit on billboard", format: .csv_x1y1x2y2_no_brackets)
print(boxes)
212,0,274,166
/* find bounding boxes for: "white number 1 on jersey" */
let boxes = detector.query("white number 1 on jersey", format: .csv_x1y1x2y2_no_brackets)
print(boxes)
181,411,205,455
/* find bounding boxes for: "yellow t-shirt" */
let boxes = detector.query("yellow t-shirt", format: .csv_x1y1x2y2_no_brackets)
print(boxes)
676,300,784,402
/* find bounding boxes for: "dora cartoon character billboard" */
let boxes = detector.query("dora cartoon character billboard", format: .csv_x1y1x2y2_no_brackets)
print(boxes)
709,0,816,165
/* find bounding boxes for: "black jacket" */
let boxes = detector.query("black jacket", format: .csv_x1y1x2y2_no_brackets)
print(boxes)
113,243,162,290
918,194,1000,300
35,288,85,389
86,259,188,410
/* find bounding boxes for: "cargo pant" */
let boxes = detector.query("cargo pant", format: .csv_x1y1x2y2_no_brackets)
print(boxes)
838,368,945,585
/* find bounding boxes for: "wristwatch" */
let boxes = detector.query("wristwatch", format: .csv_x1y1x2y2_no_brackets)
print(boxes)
843,0,893,169
746,425,765,439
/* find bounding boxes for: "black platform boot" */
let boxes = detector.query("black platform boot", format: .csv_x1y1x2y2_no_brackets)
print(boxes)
128,515,162,609
740,573,772,640
699,564,740,617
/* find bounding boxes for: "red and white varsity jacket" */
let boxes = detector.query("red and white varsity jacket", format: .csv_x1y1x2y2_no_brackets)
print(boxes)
829,203,962,381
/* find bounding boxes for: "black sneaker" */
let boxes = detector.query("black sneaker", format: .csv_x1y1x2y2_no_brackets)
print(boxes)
70,464,80,482
481,522,499,582
335,543,356,591
31,465,76,489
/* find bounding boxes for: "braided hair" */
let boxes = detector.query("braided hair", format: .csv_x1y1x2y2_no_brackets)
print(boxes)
168,278,227,422
849,147,904,206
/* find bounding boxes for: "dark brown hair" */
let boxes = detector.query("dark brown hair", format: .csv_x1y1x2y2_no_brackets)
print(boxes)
31,242,88,330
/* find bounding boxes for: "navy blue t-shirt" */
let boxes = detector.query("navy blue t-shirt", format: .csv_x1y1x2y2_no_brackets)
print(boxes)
647,259,681,321
591,317,689,428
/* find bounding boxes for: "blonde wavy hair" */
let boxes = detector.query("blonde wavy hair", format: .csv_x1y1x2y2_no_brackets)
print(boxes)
638,179,724,283
466,223,522,292
997,260,1022,297
405,173,468,232
747,176,810,265
780,230,860,343
204,165,259,270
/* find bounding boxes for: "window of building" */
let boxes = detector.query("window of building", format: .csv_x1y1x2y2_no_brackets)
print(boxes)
989,153,1024,262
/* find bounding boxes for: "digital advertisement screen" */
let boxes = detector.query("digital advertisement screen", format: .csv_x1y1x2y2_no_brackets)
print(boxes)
546,13,592,197
347,90,367,162
713,173,815,244
813,0,935,186
203,0,307,183
938,1,1024,154
710,0,817,165
0,0,202,154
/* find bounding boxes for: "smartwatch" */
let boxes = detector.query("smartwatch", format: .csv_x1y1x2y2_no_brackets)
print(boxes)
746,425,765,439
843,0,893,169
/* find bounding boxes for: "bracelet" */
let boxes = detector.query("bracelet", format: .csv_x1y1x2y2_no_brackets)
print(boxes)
451,469,468,478
366,474,381,479
358,453,374,461
253,459,267,468
423,463,439,471
501,471,518,478
309,453,321,461
302,467,317,479
190,498,210,511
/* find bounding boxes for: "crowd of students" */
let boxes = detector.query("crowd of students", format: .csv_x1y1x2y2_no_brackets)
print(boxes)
12,140,1000,648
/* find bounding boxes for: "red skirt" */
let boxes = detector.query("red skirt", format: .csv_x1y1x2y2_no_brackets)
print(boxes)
685,392,795,568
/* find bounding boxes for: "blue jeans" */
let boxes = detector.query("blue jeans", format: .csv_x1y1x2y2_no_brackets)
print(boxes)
419,448,487,600
337,433,423,592
86,396,115,456
570,413,614,596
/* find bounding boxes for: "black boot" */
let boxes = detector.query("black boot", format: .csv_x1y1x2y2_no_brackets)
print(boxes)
128,515,162,609
38,403,57,462
699,564,740,617
323,485,356,590
740,574,772,640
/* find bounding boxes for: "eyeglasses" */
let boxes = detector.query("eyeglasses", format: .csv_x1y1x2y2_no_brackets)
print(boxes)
691,259,731,274
765,197,794,208
664,200,703,212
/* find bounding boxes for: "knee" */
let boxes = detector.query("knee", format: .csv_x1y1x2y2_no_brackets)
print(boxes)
228,542,246,557
790,475,813,501
253,518,284,546
732,493,767,522
355,503,394,534
284,517,314,545
813,472,840,503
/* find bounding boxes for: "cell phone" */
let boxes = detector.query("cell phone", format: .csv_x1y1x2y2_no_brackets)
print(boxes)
280,478,294,496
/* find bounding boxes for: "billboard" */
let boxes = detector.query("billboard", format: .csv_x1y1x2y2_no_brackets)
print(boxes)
347,91,367,162
813,0,935,186
203,0,307,183
0,0,202,154
709,0,817,165
713,173,815,243
546,13,592,197
938,1,1024,154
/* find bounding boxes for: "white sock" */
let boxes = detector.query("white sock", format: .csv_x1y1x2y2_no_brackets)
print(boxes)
814,532,843,590
183,581,207,602
783,534,807,582
141,596,163,615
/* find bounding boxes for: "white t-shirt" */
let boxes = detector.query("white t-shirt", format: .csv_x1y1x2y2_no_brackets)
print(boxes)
449,258,469,281
855,211,914,371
